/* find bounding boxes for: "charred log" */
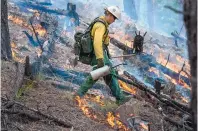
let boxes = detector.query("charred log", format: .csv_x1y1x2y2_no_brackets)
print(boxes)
113,72,191,115
123,71,191,114
110,38,132,52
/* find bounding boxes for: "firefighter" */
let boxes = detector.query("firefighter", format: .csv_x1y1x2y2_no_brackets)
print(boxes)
75,6,131,105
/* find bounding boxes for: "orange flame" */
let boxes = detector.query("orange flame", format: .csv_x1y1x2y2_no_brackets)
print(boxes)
179,78,191,90
156,53,190,78
85,95,105,106
36,48,42,57
75,95,128,130
148,67,160,76
75,96,97,119
8,15,25,26
27,8,39,13
11,42,17,48
8,15,47,37
164,74,191,90
106,112,128,131
11,42,24,63
140,122,149,130
180,96,189,103
164,74,177,85
34,24,47,37
118,80,136,95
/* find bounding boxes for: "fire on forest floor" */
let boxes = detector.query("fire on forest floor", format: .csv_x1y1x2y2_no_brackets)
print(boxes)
8,14,47,37
73,80,149,131
74,94,149,131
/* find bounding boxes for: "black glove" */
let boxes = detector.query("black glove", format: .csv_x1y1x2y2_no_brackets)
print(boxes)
97,58,104,68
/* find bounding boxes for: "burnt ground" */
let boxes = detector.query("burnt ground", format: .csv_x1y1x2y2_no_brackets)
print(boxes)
1,60,181,131
2,77,114,131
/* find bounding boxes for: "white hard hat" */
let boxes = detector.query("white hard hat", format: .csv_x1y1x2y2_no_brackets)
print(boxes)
105,6,121,19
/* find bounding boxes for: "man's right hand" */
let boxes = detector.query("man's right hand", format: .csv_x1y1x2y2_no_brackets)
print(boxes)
97,58,104,68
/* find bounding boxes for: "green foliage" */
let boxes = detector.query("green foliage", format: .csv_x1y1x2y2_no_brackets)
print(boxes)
16,80,34,98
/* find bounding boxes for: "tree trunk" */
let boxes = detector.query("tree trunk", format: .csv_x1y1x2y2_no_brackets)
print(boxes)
183,0,197,130
1,0,12,60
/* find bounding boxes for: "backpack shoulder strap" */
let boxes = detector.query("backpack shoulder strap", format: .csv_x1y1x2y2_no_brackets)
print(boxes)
87,17,108,36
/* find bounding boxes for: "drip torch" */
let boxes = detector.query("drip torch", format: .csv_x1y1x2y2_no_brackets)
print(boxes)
90,63,127,80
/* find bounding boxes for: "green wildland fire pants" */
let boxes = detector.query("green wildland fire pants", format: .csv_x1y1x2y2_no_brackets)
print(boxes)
76,51,125,102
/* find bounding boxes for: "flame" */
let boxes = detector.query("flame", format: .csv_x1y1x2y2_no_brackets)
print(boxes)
11,42,17,48
140,122,148,130
176,55,184,63
11,42,24,63
27,8,39,13
157,52,168,66
164,74,177,85
179,78,191,90
148,67,160,76
106,112,128,131
110,32,190,78
75,96,97,119
180,96,189,103
75,95,128,130
8,15,46,37
164,74,191,90
85,95,105,106
166,63,180,73
156,53,190,77
118,80,136,95
8,15,25,26
34,24,47,37
36,48,42,57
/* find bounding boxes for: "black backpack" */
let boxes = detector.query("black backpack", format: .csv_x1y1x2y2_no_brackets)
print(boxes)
74,17,108,65
133,31,147,54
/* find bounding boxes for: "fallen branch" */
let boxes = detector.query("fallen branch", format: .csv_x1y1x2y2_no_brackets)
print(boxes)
110,38,132,51
2,98,72,128
2,109,41,121
123,71,191,114
113,73,191,115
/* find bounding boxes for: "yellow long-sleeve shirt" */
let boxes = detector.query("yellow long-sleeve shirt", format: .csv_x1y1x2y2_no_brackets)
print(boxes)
91,16,109,59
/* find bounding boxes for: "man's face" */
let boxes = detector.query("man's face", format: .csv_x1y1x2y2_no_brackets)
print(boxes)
107,13,116,24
